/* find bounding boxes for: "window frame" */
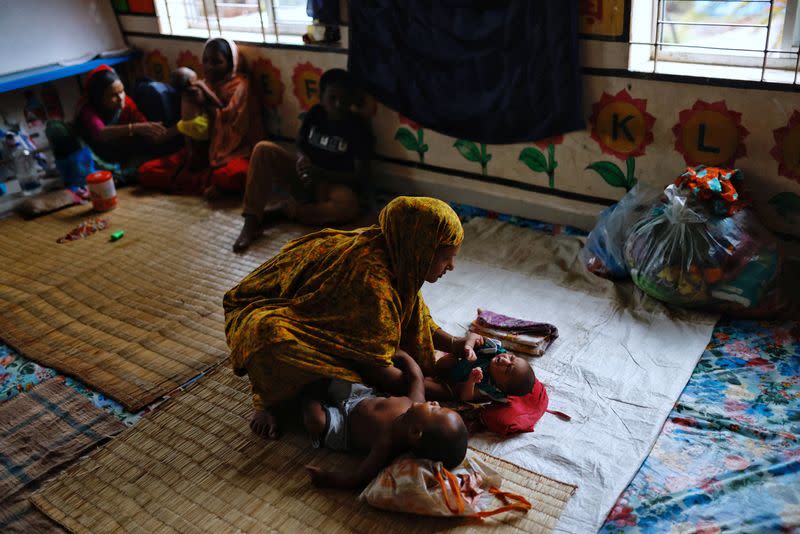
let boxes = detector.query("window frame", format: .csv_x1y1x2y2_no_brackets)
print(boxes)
155,0,313,45
629,0,800,84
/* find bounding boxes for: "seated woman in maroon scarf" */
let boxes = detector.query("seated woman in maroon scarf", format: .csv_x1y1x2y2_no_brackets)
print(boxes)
137,38,263,198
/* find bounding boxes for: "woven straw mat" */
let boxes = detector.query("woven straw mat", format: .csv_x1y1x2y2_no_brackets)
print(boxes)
31,365,575,533
0,190,307,411
0,379,126,533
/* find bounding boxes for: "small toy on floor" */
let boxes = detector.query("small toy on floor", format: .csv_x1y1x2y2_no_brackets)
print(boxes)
56,218,110,243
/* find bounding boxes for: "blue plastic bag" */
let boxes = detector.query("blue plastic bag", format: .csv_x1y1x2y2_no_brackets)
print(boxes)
581,183,660,279
54,146,95,189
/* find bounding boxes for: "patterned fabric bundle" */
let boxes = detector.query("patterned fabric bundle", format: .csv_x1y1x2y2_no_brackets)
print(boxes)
360,451,532,518
674,166,743,216
469,308,558,357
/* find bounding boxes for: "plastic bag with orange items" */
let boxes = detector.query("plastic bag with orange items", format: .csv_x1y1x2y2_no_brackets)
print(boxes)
624,167,784,315
359,451,531,518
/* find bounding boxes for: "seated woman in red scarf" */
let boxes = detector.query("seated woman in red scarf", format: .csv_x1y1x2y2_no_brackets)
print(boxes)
137,38,263,198
45,64,174,186
77,65,170,162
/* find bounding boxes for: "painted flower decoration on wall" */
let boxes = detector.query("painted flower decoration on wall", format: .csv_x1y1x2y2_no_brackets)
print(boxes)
454,140,492,176
176,50,203,77
394,114,428,163
292,62,323,112
144,50,170,83
590,90,655,161
519,135,565,188
673,100,748,168
586,89,655,191
252,58,285,109
770,110,800,183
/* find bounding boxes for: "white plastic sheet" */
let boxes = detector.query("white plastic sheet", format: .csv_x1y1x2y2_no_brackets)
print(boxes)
422,217,717,533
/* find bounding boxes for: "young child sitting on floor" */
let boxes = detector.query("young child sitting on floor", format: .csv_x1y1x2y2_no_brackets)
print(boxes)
435,338,535,402
170,67,222,171
233,68,374,252
302,351,468,490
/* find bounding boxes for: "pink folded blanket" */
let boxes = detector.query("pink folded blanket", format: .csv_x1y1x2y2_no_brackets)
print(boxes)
469,308,558,356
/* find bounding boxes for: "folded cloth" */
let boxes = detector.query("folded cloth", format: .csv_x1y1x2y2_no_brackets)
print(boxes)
469,309,558,356
475,308,559,337
469,324,551,357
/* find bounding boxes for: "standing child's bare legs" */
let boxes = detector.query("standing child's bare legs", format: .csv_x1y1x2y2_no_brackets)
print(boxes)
234,141,295,252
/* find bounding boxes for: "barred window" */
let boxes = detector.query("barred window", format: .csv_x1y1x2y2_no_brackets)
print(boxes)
629,0,800,84
154,0,312,44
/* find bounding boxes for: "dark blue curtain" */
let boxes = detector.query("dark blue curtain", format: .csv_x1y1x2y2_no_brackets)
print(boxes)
348,1,584,144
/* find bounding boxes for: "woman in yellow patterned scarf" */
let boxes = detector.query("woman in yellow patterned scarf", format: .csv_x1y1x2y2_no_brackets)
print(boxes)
224,196,481,438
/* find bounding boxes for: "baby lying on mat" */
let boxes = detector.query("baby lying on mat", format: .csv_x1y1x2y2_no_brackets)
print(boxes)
435,338,536,402
303,351,468,490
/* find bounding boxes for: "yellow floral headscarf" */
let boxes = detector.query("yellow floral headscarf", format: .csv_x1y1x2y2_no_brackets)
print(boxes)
223,196,463,385
380,196,463,348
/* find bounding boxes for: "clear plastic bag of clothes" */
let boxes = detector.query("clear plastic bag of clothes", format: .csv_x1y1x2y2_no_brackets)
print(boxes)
624,168,783,315
581,183,661,279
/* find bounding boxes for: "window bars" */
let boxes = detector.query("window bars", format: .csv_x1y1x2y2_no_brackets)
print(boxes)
629,0,800,84
154,0,311,44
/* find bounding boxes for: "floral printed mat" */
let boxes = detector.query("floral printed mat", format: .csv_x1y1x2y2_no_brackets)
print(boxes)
1,344,143,425
0,344,213,427
602,319,800,532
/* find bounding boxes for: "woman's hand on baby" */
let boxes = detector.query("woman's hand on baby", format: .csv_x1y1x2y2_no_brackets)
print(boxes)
456,332,483,361
192,80,223,108
468,367,483,384
185,85,203,101
136,122,167,140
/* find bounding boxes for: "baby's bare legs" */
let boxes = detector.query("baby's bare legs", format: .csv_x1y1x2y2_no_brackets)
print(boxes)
301,398,327,440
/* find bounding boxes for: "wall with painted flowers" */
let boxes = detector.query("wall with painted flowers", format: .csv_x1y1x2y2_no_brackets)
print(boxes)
118,12,800,242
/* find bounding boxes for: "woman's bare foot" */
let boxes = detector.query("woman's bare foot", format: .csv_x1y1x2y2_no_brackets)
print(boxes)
250,409,279,439
233,214,263,253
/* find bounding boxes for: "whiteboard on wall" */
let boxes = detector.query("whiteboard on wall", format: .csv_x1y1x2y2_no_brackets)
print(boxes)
0,0,127,76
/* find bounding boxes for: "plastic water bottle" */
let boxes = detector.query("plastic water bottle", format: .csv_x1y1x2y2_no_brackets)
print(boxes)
14,145,42,196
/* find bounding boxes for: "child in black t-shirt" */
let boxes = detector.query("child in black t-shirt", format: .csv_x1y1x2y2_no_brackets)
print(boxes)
234,69,373,252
